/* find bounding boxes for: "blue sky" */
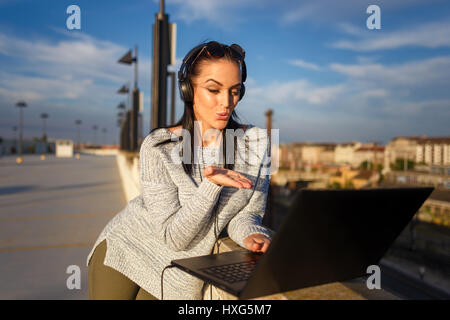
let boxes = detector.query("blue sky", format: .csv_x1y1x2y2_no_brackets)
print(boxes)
0,0,449,145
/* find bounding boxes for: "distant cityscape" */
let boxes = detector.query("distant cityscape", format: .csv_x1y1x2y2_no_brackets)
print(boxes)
273,135,450,228
1,130,450,227
265,134,450,296
278,136,450,186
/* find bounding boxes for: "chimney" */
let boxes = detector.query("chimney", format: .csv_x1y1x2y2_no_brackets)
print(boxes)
265,109,273,137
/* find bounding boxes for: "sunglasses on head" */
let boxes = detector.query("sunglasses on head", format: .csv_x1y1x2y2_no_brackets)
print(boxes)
189,42,246,70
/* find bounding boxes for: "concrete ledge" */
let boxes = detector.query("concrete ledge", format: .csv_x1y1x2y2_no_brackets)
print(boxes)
116,151,140,201
202,238,399,300
79,148,119,156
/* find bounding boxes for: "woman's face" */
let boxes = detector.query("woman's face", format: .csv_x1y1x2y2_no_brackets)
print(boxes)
191,58,242,139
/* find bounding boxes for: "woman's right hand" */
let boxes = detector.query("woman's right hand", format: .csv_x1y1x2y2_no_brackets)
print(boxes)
204,166,253,189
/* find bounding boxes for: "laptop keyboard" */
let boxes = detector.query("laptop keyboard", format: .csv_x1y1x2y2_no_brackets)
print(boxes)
200,260,257,283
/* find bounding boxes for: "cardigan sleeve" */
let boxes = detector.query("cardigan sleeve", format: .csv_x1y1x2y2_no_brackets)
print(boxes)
227,127,273,249
139,135,224,252
226,169,272,249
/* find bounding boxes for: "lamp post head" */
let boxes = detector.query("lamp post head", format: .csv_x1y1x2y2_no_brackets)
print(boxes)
117,85,129,94
16,101,27,108
118,50,136,65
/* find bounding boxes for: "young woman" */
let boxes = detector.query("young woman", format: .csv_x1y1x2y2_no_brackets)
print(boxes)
87,41,273,300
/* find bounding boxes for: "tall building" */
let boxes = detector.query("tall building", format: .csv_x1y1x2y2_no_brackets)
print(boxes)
416,137,450,165
301,143,336,166
384,136,450,173
334,142,362,165
353,145,385,168
384,136,424,173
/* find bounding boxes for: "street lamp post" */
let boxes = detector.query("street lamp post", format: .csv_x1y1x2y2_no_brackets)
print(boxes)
12,126,17,154
75,120,82,150
16,101,27,162
117,103,126,150
102,128,107,146
117,83,130,107
117,84,130,151
118,47,140,152
40,113,49,159
168,71,176,125
264,109,274,229
151,0,177,130
121,111,131,151
118,48,138,89
40,113,49,141
92,125,98,146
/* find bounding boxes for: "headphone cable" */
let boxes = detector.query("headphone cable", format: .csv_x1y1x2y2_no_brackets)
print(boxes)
198,145,222,300
160,264,176,300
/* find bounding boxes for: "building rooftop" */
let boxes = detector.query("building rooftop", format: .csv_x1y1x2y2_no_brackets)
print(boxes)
353,170,376,180
355,146,385,152
429,189,450,202
392,136,450,144
417,137,450,144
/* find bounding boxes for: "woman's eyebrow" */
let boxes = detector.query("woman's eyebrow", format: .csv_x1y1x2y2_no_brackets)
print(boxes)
205,79,241,88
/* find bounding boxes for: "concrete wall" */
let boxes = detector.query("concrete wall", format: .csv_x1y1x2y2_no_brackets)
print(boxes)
80,148,119,156
115,152,140,202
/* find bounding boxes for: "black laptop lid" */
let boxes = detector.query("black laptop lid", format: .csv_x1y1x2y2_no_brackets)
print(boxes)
240,187,433,299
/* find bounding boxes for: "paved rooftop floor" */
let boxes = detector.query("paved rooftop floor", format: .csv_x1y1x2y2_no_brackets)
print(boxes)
0,154,126,299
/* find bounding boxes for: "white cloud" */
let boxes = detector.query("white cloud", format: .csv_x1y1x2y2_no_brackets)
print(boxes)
163,0,268,29
0,31,132,84
378,98,450,117
0,71,99,102
236,53,450,143
0,30,152,106
0,30,155,143
151,0,446,30
244,76,257,87
329,56,450,90
337,22,363,36
355,55,380,64
245,78,347,106
358,89,389,98
331,20,450,51
281,2,317,24
278,0,444,25
0,86,44,103
288,59,321,71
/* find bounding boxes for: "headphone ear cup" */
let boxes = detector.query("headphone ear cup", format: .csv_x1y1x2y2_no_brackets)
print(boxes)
184,79,193,103
178,80,185,101
179,79,194,103
239,83,245,101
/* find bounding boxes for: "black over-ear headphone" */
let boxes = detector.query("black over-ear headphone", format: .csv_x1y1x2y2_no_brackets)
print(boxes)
177,42,247,103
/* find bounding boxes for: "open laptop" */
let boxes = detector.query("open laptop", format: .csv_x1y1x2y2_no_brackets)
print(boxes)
171,187,434,299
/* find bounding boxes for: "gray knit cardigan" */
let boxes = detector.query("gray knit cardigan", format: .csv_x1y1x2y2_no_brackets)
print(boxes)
86,125,272,300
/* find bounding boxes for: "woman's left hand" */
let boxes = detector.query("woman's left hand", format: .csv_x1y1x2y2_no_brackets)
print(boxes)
243,234,271,253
